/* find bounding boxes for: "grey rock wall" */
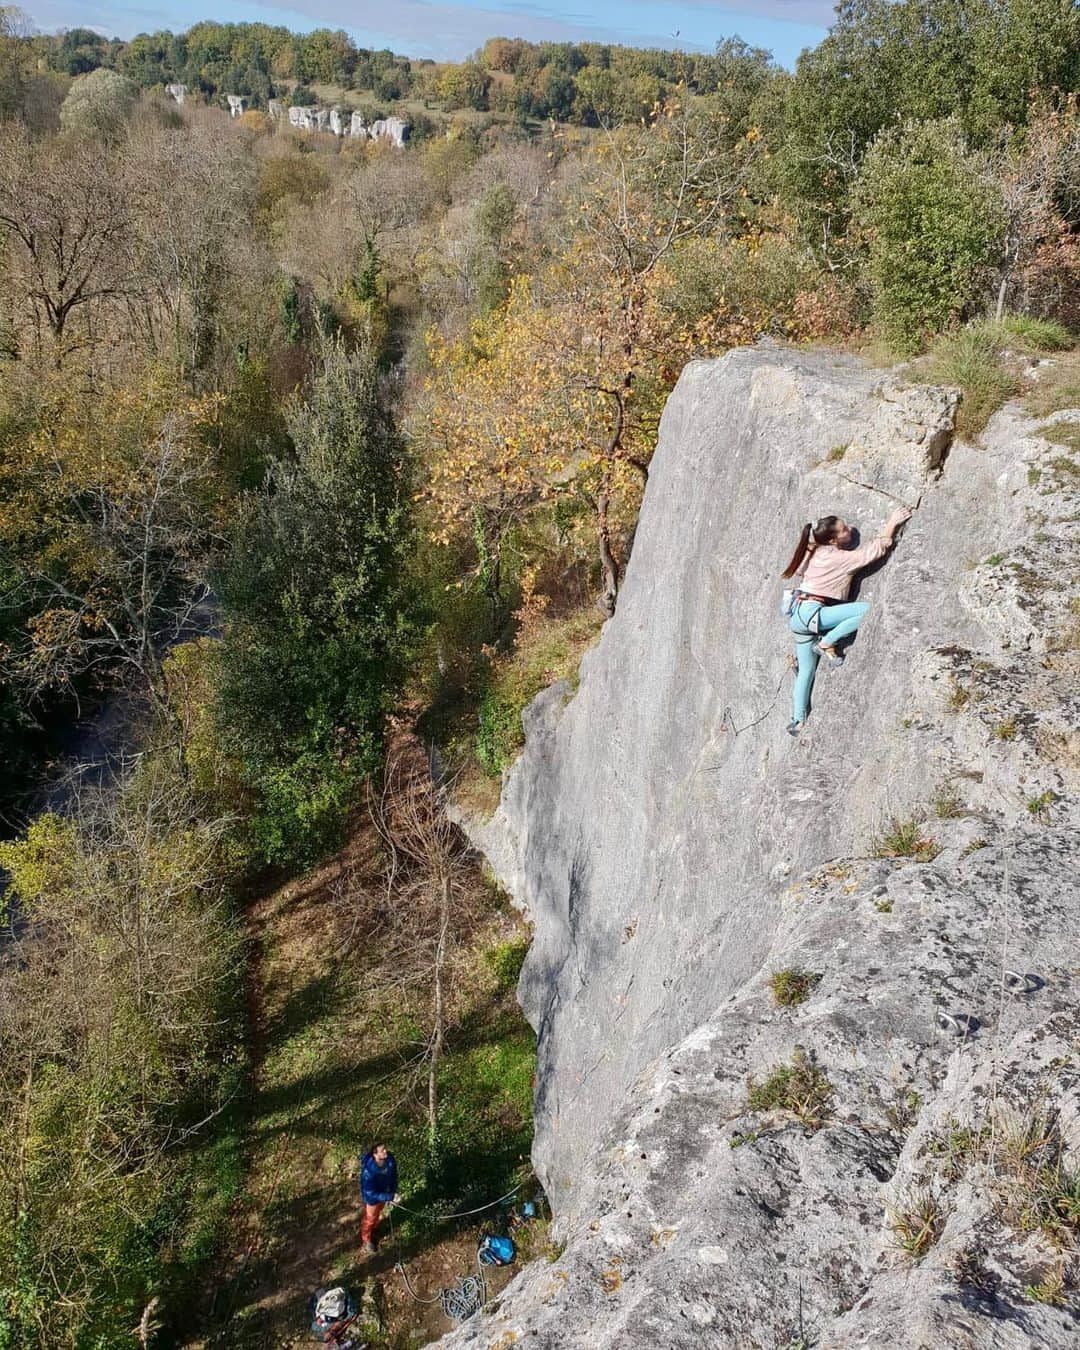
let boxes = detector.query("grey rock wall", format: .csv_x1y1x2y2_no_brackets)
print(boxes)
447,344,1080,1346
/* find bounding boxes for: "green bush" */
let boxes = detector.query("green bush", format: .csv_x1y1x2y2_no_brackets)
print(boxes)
853,119,1005,353
214,340,415,866
0,760,246,1348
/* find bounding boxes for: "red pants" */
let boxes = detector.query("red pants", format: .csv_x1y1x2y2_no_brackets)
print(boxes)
360,1202,385,1245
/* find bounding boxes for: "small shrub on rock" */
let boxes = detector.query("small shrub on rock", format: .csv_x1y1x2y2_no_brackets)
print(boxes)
767,967,821,1007
871,817,940,861
746,1047,833,1130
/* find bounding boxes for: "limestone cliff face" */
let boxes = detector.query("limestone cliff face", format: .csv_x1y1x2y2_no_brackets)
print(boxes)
448,344,1080,1347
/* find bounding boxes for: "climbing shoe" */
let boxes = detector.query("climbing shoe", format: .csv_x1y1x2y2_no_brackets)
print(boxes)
786,719,802,737
812,642,844,665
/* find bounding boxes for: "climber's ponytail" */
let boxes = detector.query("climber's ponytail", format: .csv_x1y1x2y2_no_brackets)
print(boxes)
781,523,813,578
781,515,843,578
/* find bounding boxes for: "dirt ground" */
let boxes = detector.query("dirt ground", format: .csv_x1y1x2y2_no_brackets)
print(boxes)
191,758,538,1349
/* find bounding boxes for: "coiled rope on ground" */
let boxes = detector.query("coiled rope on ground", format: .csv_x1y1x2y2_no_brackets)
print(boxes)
387,1180,530,1324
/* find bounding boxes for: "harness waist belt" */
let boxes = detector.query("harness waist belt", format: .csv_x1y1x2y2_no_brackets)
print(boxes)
795,591,841,606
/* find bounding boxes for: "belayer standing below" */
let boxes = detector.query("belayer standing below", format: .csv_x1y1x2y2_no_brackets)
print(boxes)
358,1143,400,1254
781,507,911,737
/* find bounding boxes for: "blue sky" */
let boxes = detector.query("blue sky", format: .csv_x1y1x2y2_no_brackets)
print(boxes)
25,0,834,68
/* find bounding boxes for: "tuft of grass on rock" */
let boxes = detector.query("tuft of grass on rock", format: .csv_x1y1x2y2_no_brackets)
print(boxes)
945,679,971,712
918,328,1019,439
931,786,964,819
888,1187,944,1260
746,1047,833,1130
767,967,821,1007
986,314,1074,353
993,717,1019,742
1025,1264,1067,1307
871,817,940,862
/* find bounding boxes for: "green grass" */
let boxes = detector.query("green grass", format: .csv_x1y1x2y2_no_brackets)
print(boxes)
917,327,1019,439
1025,352,1080,418
871,817,940,862
200,853,537,1346
888,1187,944,1260
993,717,1019,741
931,786,964,819
484,936,530,991
475,605,602,777
746,1048,833,1130
767,968,821,1007
983,314,1074,353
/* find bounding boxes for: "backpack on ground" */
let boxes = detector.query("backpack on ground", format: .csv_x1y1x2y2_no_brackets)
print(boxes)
309,1286,357,1342
477,1234,515,1267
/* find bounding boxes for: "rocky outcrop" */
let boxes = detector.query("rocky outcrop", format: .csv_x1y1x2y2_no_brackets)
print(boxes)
447,344,1080,1346
271,100,408,145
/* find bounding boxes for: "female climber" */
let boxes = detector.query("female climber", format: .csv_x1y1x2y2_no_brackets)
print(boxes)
781,506,912,737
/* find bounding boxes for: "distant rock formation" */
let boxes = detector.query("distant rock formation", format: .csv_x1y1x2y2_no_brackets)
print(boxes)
225,94,246,118
165,83,186,105
267,98,408,146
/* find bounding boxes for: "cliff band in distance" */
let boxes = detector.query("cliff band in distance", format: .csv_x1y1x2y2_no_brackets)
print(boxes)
448,344,1080,1347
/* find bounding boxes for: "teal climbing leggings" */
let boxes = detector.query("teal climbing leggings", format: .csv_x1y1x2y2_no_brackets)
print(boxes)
790,600,869,724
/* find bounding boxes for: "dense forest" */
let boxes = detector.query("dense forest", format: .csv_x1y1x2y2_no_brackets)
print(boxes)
1,0,1079,1342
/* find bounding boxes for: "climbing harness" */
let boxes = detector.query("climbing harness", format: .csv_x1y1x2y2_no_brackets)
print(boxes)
789,594,825,644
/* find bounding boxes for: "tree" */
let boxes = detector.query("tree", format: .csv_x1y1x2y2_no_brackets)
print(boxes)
365,749,476,1163
128,118,259,381
0,758,240,1349
213,340,414,863
0,125,133,364
425,100,763,614
438,61,491,111
0,374,224,706
58,66,137,139
0,6,33,120
853,118,1004,350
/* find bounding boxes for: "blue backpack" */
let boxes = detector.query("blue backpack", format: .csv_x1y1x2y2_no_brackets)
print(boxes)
478,1234,515,1267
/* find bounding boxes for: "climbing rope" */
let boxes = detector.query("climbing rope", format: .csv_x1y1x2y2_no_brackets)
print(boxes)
388,1207,490,1324
387,1178,529,1222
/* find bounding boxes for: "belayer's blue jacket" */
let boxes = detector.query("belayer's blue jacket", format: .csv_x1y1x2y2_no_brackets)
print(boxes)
359,1151,398,1205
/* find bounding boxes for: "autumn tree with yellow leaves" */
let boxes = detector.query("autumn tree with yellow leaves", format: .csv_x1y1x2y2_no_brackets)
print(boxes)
422,98,764,614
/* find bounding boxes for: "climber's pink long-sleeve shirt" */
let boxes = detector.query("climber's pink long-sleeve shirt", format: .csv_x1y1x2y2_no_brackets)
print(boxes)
797,536,890,601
